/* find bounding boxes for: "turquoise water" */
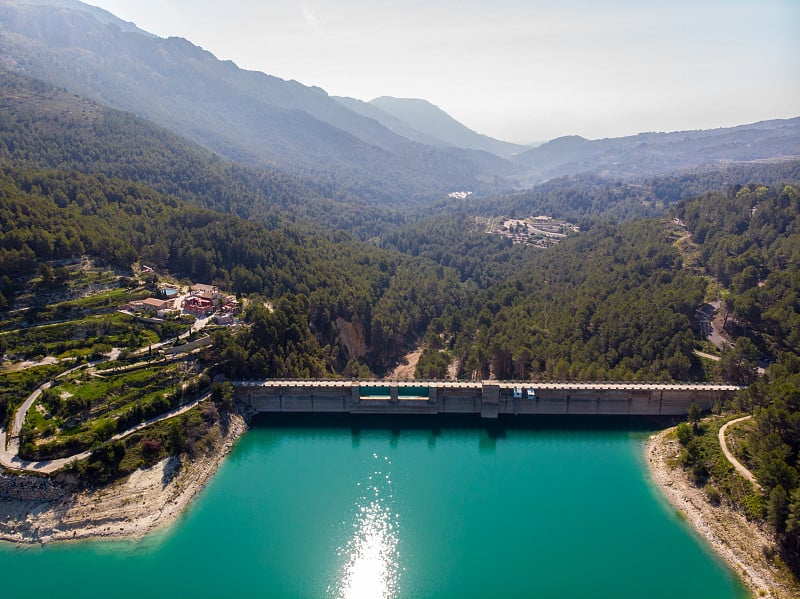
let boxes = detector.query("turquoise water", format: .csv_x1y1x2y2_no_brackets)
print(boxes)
0,415,748,598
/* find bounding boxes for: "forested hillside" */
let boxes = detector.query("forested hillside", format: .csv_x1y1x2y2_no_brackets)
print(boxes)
675,184,800,358
668,183,800,571
471,161,800,224
380,210,538,287
428,219,707,381
0,0,510,203
0,167,463,374
398,182,800,386
0,69,403,237
2,67,799,387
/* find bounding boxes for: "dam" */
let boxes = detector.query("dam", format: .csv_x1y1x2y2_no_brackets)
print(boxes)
232,380,741,418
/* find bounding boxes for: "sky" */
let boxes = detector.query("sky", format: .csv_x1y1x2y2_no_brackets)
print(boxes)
88,0,799,144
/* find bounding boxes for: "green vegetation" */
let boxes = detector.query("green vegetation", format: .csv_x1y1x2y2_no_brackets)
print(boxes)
1,64,799,571
381,210,536,287
434,219,706,381
467,162,800,225
1,312,165,361
676,184,800,361
667,183,800,573
0,363,64,427
2,286,145,331
0,166,465,375
676,417,763,517
414,348,452,379
20,359,211,461
66,400,226,484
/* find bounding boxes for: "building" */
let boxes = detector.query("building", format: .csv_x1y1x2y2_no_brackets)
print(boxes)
216,313,234,325
129,297,174,315
191,283,220,301
184,295,214,316
221,295,240,314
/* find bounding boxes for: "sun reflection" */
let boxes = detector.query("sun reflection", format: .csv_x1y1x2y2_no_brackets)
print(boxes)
329,455,400,599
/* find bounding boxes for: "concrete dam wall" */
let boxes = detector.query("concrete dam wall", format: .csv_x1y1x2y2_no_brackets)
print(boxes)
232,380,741,419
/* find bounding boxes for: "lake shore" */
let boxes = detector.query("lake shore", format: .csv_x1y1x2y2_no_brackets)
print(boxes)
1,413,795,597
646,427,797,599
0,410,249,545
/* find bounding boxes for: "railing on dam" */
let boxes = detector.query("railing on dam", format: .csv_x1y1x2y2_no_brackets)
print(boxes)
231,380,743,419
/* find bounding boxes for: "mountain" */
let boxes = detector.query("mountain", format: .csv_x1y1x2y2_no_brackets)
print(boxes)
1,0,797,210
0,68,409,237
516,119,800,183
333,96,446,149
0,0,513,204
367,96,528,159
336,95,527,159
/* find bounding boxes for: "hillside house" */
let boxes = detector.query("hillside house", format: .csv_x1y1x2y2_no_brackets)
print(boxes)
184,295,214,316
129,297,174,315
191,283,220,301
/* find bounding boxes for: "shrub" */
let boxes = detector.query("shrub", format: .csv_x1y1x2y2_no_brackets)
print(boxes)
676,422,693,446
140,437,163,460
741,493,765,520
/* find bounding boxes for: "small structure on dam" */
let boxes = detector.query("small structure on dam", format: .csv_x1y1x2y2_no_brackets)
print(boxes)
232,380,742,419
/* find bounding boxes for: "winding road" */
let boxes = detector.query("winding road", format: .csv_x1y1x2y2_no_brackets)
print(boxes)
718,415,762,492
1,315,215,474
0,384,210,474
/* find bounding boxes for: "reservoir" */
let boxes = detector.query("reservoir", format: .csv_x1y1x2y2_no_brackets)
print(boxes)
0,415,748,598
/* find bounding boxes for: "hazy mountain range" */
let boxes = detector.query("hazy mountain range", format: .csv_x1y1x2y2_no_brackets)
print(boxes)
335,96,529,159
0,0,798,207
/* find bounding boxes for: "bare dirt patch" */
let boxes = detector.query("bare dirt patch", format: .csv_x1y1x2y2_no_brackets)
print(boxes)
387,348,423,380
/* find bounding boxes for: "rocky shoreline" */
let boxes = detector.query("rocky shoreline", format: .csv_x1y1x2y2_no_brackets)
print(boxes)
646,427,798,599
0,411,249,544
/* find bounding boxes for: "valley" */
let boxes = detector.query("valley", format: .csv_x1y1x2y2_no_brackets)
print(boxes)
0,1,798,596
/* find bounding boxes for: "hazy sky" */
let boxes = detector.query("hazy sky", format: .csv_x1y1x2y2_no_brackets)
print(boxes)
89,0,799,144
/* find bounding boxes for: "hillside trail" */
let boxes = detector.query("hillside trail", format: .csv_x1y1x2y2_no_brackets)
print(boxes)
718,415,762,492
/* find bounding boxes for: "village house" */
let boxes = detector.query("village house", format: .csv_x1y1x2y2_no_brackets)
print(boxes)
220,294,240,314
184,295,215,316
190,283,220,301
128,297,176,317
215,313,234,325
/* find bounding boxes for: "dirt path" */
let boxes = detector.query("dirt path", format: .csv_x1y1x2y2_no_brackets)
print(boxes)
647,428,796,599
0,356,62,373
719,415,762,491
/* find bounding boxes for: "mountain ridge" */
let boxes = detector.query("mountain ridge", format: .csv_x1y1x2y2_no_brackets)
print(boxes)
369,96,528,159
517,118,800,182
0,0,513,203
1,0,798,201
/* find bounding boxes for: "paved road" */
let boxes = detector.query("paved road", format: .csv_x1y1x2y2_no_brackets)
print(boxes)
0,391,210,474
1,293,221,474
0,379,52,471
719,415,762,491
233,379,742,391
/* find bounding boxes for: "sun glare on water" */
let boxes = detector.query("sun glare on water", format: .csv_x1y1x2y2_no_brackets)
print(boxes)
330,454,400,599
